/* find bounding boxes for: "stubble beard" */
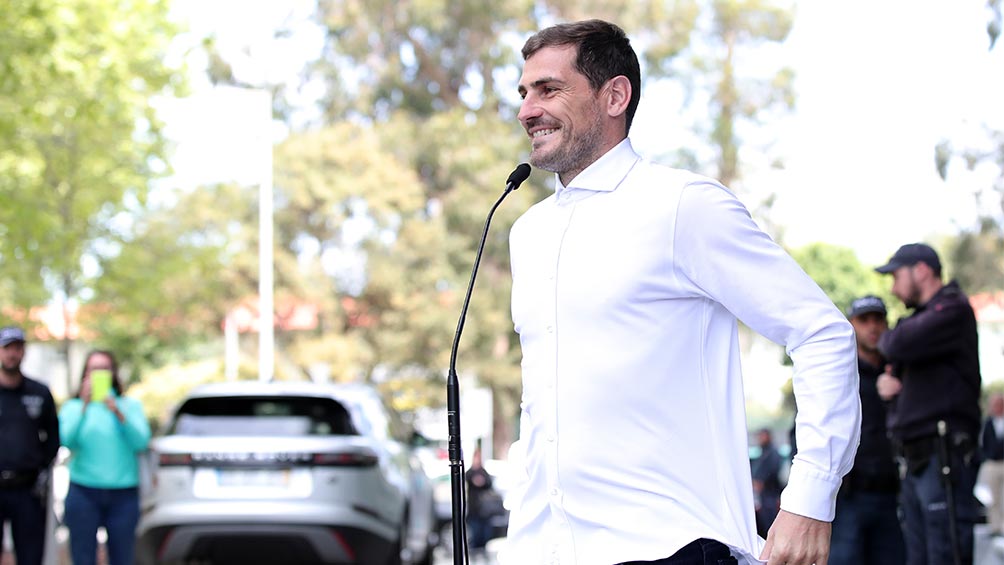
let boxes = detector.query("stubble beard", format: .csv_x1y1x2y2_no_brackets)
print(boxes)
529,107,606,180
903,275,922,309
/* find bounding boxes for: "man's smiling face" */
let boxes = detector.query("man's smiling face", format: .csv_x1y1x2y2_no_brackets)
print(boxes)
517,45,606,184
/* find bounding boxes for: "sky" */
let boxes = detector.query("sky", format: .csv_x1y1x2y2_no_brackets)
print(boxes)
162,0,1004,269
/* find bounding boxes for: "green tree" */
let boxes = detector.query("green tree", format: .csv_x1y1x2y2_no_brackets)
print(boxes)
933,4,1004,293
0,0,183,385
788,242,901,320
83,183,259,377
655,0,795,189
177,0,798,454
940,222,1004,294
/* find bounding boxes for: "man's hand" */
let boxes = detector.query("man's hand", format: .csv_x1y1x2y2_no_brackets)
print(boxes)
876,364,902,401
759,510,830,565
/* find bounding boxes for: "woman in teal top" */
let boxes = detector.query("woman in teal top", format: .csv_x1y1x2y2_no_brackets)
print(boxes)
59,350,150,565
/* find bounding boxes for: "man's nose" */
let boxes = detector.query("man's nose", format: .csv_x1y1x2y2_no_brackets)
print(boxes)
517,96,541,125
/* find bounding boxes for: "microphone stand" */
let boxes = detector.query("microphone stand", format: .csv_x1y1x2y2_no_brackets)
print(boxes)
448,163,531,565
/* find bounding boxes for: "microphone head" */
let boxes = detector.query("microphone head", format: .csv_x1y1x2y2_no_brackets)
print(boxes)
506,163,532,190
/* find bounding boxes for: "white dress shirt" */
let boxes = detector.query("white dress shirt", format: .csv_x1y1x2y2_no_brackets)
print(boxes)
503,139,861,565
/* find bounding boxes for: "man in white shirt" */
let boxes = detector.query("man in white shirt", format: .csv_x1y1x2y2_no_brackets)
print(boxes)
504,20,861,565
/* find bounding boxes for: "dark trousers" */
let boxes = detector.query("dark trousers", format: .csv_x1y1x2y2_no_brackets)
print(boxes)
466,515,494,551
618,538,737,564
0,486,47,565
64,482,140,565
830,490,905,565
900,451,978,565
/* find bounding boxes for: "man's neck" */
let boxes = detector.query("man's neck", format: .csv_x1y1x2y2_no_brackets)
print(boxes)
918,279,944,307
557,134,627,187
0,369,23,389
858,348,883,368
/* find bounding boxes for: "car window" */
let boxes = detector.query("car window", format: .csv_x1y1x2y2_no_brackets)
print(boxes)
349,391,410,443
167,396,358,437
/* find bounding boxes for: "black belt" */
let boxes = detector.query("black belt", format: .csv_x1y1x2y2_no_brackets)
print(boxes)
898,431,976,475
0,470,39,489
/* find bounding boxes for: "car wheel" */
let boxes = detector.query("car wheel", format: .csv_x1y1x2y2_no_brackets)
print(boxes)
412,536,434,565
388,507,411,565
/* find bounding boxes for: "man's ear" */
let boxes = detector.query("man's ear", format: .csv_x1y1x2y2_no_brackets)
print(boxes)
604,75,632,119
914,261,937,283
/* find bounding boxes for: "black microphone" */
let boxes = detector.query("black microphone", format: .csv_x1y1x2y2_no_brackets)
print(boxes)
447,163,530,565
506,162,532,191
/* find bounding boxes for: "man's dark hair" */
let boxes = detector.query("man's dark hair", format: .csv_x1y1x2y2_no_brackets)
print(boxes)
522,19,642,134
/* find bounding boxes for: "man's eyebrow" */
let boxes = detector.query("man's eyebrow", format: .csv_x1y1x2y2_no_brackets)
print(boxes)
518,76,564,96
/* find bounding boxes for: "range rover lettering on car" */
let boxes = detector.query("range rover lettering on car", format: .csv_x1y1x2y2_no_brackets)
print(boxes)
136,381,436,565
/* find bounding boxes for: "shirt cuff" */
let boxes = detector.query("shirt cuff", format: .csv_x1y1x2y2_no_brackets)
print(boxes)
779,462,843,521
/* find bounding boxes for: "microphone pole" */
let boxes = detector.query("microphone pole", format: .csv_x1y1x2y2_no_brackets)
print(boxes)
448,163,531,565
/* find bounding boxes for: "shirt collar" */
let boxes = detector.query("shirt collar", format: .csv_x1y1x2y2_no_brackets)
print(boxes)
553,138,639,199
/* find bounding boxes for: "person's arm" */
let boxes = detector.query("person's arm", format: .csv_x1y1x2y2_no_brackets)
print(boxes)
878,300,969,364
501,405,530,515
980,419,993,463
114,397,152,452
58,398,87,451
41,389,60,466
675,181,860,564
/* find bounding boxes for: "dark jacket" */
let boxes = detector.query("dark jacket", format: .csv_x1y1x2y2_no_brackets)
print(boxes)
878,281,981,441
980,416,1004,463
465,465,497,519
0,375,60,474
841,356,899,493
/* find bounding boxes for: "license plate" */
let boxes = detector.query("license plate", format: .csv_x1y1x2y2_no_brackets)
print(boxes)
216,469,290,488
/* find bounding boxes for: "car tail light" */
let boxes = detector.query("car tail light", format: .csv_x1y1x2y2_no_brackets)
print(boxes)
329,528,356,561
312,451,378,467
157,527,175,561
158,453,193,466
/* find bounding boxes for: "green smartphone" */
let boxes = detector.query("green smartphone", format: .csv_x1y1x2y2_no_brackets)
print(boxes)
90,369,112,402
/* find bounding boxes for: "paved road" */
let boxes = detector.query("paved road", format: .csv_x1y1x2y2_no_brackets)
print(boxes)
6,522,1003,564
436,532,1004,565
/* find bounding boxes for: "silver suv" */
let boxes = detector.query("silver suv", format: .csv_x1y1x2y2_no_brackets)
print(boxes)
136,381,436,565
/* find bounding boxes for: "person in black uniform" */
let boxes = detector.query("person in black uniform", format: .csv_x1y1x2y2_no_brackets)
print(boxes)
875,243,982,565
0,326,60,565
465,445,497,561
829,296,904,565
750,428,783,538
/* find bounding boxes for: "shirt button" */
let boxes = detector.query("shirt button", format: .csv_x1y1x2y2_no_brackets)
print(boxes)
547,434,555,442
546,325,554,333
550,488,559,496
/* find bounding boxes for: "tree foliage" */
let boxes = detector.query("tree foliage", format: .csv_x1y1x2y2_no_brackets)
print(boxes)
788,242,902,320
0,0,183,371
933,5,1004,292
3,0,805,451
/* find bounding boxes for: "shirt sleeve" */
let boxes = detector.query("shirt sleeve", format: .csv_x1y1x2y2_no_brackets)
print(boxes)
673,180,861,521
58,399,87,451
878,300,969,364
118,397,152,452
42,389,61,467
502,404,531,514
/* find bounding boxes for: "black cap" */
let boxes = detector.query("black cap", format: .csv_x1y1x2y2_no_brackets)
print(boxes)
847,295,887,319
0,326,26,347
875,243,941,274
